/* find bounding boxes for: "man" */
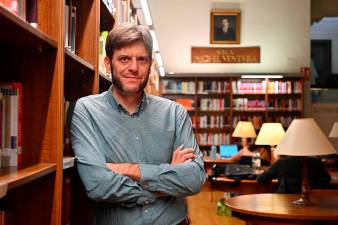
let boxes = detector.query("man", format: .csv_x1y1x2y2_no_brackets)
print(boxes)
70,23,205,225
257,156,331,193
214,17,236,41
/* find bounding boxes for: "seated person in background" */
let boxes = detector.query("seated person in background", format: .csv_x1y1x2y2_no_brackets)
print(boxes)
257,155,331,193
230,138,270,166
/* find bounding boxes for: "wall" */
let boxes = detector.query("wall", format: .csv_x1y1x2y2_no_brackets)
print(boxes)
149,0,311,74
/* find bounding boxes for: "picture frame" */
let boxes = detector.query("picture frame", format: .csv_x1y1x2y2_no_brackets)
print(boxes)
210,9,241,44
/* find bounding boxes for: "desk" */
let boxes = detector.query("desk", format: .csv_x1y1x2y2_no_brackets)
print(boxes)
203,157,232,176
226,189,338,225
211,176,278,194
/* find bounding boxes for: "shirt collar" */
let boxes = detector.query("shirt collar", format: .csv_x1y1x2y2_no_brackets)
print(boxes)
105,85,147,115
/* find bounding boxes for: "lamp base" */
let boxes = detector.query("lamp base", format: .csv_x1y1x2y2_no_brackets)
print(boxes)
293,197,313,206
292,157,313,206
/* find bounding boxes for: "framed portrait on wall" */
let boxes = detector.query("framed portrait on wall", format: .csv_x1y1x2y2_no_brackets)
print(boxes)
210,9,241,44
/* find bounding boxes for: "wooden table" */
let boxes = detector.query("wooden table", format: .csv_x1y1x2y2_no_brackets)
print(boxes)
211,176,278,194
226,189,338,225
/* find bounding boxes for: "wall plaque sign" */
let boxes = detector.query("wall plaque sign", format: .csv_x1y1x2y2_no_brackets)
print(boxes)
191,46,260,63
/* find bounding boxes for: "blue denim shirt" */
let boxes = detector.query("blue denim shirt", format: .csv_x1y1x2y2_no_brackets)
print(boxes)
70,86,205,225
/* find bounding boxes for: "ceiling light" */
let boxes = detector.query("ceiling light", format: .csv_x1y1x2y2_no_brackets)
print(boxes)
155,53,163,67
241,75,283,79
159,67,165,77
140,0,152,26
150,30,159,52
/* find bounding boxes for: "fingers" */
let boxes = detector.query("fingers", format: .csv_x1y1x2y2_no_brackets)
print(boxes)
171,147,195,165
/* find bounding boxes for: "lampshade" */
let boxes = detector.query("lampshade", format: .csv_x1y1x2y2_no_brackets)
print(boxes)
329,122,338,138
276,118,336,156
255,123,285,146
232,121,257,138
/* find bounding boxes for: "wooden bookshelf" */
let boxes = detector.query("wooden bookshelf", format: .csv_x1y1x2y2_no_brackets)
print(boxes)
160,76,304,149
0,0,134,224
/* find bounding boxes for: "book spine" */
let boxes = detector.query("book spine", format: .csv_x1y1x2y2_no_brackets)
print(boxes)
0,83,23,167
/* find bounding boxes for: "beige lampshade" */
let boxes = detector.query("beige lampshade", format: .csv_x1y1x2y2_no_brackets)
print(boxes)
232,121,257,138
276,118,336,156
329,122,338,138
255,123,285,146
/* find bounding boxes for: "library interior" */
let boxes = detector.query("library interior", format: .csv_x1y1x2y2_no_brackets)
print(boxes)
0,0,338,225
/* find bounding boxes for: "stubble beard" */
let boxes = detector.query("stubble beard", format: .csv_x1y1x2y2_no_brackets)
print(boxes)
110,67,149,96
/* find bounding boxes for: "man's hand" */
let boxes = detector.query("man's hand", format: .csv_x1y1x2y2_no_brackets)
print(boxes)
171,145,195,165
106,163,141,181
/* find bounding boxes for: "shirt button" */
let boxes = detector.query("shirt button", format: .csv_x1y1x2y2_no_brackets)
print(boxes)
136,136,139,140
144,209,148,213
145,201,149,204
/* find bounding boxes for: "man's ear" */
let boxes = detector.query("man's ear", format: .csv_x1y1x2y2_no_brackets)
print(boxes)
104,56,111,74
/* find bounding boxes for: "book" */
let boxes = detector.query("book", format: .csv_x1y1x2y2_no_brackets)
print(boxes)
0,83,23,167
26,0,37,27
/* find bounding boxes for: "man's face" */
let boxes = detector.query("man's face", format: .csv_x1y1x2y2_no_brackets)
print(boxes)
107,41,151,96
221,19,229,30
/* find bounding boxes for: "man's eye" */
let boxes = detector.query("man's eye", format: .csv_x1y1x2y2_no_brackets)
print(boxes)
138,57,149,63
119,56,129,62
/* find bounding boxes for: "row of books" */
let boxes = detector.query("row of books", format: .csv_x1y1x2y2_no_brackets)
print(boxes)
163,79,303,95
197,81,231,94
232,80,266,94
161,80,195,94
267,80,302,94
232,115,298,130
0,0,37,27
0,83,22,167
199,115,230,129
232,80,302,94
271,116,299,128
233,98,266,110
268,99,302,111
200,98,230,111
175,98,301,112
197,132,231,146
65,0,76,52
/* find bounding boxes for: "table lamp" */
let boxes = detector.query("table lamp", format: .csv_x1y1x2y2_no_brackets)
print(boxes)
255,123,285,163
275,118,336,206
232,121,257,149
329,122,338,138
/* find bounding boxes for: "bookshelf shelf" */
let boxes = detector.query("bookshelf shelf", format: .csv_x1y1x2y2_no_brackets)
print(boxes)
0,163,56,191
65,49,95,72
0,6,57,50
99,71,112,82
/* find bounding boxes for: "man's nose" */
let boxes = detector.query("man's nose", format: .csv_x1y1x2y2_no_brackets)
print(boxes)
129,58,139,71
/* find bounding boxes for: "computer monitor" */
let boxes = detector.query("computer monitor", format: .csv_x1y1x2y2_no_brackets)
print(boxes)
219,144,238,158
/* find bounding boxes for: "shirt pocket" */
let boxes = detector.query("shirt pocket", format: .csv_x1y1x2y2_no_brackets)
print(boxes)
149,129,175,164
